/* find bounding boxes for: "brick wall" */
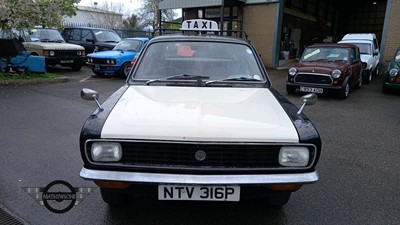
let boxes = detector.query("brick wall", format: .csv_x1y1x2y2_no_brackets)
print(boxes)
383,0,400,69
243,4,277,68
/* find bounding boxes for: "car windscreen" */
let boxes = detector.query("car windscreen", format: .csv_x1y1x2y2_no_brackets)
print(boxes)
94,30,121,42
350,43,371,55
131,41,265,82
28,29,65,42
301,47,350,62
113,40,142,51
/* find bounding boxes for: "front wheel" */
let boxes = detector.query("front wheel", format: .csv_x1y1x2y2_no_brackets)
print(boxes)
70,61,82,71
119,62,131,78
338,82,350,99
363,70,372,84
373,64,380,77
354,75,362,89
100,188,128,205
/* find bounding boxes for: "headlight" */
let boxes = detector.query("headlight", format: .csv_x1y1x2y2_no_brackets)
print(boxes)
288,67,298,76
87,58,92,63
389,68,398,77
279,146,309,167
49,51,55,56
77,51,82,56
331,69,341,79
91,142,122,162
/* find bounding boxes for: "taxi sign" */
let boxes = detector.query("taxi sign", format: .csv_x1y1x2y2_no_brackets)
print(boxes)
180,19,219,31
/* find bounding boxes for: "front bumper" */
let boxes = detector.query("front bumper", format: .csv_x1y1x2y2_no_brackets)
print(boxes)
88,63,120,74
286,82,344,94
80,167,319,185
46,57,82,65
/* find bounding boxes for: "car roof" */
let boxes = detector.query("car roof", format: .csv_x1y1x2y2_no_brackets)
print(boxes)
308,43,357,49
63,27,114,31
123,37,149,42
148,34,250,45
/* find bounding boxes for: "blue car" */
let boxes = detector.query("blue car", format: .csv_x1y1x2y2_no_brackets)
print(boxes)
86,37,149,78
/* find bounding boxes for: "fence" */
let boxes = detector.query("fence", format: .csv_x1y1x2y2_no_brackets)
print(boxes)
62,22,152,38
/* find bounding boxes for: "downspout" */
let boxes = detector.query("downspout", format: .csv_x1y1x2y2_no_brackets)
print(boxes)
381,0,392,61
220,0,225,34
272,0,284,68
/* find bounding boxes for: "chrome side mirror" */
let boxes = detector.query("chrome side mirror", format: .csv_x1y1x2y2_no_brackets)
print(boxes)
297,93,317,115
81,88,103,111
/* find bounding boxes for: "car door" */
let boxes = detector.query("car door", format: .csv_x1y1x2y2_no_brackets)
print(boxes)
350,47,362,84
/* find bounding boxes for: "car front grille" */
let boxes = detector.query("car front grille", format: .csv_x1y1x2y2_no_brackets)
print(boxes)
86,141,316,172
120,142,281,168
294,73,333,85
91,58,108,64
52,50,81,57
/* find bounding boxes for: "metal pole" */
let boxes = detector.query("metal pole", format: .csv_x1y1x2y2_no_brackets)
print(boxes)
220,0,225,35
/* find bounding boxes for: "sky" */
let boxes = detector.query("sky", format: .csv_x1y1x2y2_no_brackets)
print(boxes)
78,0,142,15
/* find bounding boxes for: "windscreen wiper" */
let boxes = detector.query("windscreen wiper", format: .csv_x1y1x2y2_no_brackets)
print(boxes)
205,77,262,85
146,74,210,85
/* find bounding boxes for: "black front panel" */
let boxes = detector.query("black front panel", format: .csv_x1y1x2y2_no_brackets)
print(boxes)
85,140,317,173
295,73,332,85
91,58,108,64
120,142,281,168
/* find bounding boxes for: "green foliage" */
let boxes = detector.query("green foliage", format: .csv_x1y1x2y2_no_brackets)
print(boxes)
0,72,59,80
0,0,78,32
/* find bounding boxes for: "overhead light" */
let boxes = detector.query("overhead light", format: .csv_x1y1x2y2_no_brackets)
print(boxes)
373,1,377,4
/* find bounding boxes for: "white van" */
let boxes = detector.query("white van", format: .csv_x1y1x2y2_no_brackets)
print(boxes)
339,33,380,84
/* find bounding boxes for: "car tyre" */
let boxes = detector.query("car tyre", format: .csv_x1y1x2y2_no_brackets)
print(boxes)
338,82,350,99
373,64,380,77
70,61,82,71
267,192,291,207
286,85,296,94
100,188,128,205
354,75,362,89
119,62,131,78
363,70,372,84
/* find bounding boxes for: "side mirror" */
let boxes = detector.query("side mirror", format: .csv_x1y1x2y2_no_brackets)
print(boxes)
373,52,379,56
86,38,95,44
81,88,103,111
297,93,317,115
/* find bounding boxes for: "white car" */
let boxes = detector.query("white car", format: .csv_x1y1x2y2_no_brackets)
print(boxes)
79,19,322,207
339,33,381,83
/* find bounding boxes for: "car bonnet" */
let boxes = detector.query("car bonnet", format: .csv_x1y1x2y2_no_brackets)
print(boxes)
100,86,299,142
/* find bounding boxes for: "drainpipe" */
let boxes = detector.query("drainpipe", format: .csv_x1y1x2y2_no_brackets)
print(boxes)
381,0,392,62
272,0,284,68
220,0,225,34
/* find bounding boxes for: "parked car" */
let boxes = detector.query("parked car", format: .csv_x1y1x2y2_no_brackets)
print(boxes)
382,47,400,93
79,19,321,207
1,28,85,71
338,33,380,84
86,38,149,78
61,27,121,54
286,43,363,99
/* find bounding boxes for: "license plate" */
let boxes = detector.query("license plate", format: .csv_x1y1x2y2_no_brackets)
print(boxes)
60,60,74,63
300,86,323,94
158,185,240,201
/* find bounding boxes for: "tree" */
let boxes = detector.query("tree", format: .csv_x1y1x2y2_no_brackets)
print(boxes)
137,0,176,36
0,0,79,32
123,14,139,30
90,1,125,29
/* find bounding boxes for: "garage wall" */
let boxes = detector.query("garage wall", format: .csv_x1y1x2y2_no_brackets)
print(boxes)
383,0,400,65
243,4,277,68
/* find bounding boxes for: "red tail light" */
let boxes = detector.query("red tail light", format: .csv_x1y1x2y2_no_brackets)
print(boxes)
130,53,140,67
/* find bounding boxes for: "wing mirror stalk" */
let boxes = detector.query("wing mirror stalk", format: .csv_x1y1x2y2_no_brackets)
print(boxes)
81,88,104,111
297,93,317,115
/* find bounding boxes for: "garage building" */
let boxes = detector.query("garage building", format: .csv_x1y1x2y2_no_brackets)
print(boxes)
159,0,399,69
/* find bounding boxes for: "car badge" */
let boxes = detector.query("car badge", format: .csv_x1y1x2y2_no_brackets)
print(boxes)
195,150,207,161
312,69,315,73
